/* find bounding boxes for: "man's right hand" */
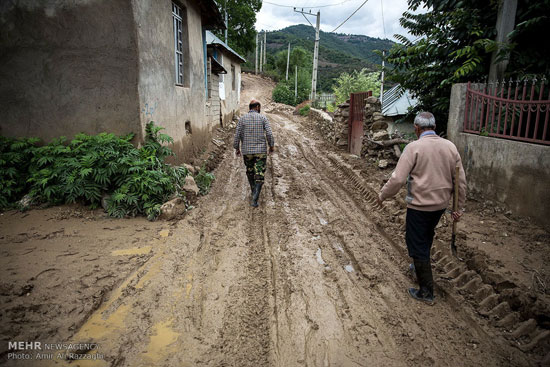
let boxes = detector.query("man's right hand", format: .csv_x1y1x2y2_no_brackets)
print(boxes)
235,149,241,156
451,210,463,222
269,146,275,154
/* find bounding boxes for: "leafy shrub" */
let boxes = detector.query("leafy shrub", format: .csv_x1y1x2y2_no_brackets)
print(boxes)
1,122,190,220
299,105,311,116
194,167,215,195
272,83,295,106
104,123,188,220
0,136,40,208
333,69,381,105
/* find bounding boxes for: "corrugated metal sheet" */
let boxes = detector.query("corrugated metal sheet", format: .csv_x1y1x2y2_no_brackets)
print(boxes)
382,84,418,117
206,31,246,63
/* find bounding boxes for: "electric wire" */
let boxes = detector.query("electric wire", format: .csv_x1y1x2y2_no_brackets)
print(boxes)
263,0,353,8
330,0,369,32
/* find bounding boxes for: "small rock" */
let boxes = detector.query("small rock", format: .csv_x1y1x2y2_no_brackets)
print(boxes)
371,120,389,131
18,194,33,210
366,96,379,104
373,130,390,141
101,194,110,211
183,176,200,195
378,159,389,169
159,197,186,220
183,164,196,175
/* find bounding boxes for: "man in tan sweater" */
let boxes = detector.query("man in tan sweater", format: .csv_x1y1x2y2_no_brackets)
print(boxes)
377,111,466,304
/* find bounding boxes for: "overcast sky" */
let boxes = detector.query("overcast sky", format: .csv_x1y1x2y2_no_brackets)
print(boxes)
256,0,417,41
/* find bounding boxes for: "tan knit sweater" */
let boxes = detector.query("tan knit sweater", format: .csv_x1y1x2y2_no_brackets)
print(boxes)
379,134,467,211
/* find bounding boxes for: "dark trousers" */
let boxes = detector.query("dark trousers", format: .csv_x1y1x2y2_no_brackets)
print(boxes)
405,208,445,261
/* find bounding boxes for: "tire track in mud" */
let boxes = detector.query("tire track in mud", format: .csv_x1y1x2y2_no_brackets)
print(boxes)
266,112,531,366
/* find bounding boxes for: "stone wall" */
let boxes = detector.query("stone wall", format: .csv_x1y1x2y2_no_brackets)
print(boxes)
333,103,350,148
308,108,334,142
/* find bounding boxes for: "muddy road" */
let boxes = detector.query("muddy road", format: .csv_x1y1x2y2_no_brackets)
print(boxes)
1,74,549,366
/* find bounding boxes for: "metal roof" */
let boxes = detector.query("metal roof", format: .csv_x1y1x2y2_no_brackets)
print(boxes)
205,31,246,63
382,84,418,116
210,56,227,75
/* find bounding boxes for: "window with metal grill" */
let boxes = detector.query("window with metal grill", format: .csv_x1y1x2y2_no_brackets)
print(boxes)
172,3,185,85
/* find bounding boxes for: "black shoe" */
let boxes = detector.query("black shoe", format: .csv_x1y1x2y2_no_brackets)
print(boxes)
251,182,263,207
408,259,435,305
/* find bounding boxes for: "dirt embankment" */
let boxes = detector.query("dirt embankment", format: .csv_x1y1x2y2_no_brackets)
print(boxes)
0,73,548,367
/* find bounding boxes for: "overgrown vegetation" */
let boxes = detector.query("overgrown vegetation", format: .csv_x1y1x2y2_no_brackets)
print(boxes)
194,167,215,196
0,136,39,208
0,122,211,220
299,105,311,116
271,46,313,106
333,70,381,104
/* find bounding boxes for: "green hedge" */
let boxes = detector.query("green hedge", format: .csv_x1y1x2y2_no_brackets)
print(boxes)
0,122,192,220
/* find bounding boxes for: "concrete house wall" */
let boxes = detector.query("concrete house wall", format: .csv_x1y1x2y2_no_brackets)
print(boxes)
0,0,221,162
447,83,550,230
132,0,210,160
0,0,141,142
220,55,241,126
206,58,221,128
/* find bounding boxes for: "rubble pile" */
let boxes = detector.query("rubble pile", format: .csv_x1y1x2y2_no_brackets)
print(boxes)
362,96,409,168
308,108,335,142
264,102,294,114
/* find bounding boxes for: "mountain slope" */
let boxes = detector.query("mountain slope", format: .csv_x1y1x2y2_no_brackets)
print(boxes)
259,24,395,92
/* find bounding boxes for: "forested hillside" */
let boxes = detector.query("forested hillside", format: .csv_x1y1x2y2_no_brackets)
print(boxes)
246,24,394,92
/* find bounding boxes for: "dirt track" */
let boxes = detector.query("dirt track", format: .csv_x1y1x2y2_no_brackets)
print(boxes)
1,74,549,366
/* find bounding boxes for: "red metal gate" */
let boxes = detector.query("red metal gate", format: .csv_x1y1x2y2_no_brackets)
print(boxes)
349,91,372,155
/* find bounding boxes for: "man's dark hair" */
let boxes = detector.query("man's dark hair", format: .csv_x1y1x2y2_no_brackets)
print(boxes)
249,101,260,110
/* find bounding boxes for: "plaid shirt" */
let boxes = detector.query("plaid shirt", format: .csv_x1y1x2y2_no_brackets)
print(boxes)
233,110,275,155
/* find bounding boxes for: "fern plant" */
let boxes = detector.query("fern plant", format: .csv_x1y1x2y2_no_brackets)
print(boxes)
194,167,215,195
0,136,40,208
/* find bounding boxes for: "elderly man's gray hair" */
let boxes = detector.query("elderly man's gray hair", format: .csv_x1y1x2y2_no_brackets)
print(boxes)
414,112,436,128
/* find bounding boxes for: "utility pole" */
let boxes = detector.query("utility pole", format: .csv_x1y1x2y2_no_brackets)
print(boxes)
255,33,258,74
263,31,267,66
294,8,320,103
224,2,228,44
295,65,298,101
286,43,291,81
380,50,385,104
259,39,263,73
489,0,517,81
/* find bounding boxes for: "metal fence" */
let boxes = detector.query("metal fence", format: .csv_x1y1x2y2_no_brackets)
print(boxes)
313,93,335,109
464,78,550,145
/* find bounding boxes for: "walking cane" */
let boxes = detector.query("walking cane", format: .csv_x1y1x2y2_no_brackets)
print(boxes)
451,165,460,258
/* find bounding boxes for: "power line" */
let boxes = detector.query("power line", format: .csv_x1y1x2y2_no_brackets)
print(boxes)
330,0,369,33
264,0,353,8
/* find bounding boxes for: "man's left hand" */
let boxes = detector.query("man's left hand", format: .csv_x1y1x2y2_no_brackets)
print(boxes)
376,195,384,207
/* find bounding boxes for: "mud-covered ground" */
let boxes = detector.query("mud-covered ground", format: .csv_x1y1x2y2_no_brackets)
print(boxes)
0,73,549,366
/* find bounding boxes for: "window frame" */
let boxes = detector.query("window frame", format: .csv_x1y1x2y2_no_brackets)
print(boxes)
172,2,185,86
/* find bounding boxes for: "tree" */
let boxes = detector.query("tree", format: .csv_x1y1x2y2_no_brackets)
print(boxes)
214,0,262,56
385,0,550,131
274,47,311,78
333,70,381,104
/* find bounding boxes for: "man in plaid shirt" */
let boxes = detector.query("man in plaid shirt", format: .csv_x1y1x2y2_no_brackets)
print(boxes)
233,99,275,207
